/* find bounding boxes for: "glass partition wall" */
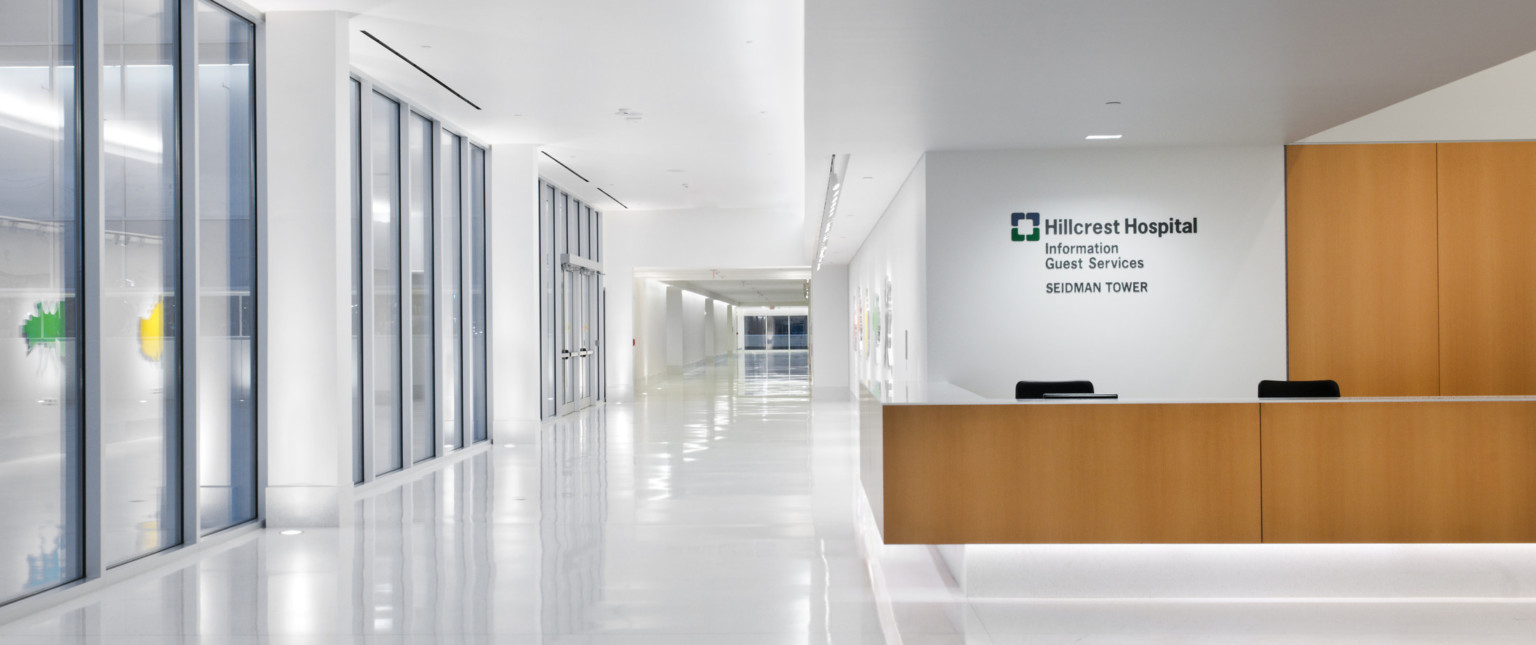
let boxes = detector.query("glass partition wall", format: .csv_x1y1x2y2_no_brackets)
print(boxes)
349,73,491,483
0,0,258,605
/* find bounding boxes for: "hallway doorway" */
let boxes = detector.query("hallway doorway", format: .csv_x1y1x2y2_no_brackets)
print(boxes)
628,268,813,394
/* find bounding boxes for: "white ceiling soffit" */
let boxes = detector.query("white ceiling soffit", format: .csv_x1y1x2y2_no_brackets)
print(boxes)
249,0,804,214
807,0,1536,266
633,267,812,282
637,267,811,306
1302,49,1536,144
663,279,810,307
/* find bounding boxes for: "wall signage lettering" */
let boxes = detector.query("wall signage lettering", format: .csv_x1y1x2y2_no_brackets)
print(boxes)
1010,212,1201,294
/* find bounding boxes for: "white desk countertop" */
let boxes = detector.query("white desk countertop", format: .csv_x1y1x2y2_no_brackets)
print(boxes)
862,380,1536,407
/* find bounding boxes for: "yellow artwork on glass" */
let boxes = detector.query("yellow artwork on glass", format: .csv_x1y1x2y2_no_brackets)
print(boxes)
139,299,164,361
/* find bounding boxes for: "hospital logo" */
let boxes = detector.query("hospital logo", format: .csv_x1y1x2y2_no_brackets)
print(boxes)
1011,212,1040,242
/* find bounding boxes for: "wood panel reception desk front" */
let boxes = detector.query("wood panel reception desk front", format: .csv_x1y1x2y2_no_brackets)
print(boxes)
861,383,1536,545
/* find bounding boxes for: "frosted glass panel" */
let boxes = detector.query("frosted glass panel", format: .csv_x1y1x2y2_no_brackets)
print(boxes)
195,0,257,535
0,0,83,601
407,113,434,463
371,92,403,475
469,146,488,442
442,134,463,451
101,0,182,566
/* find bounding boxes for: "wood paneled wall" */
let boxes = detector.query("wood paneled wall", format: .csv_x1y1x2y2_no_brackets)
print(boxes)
1437,143,1536,395
1287,141,1536,396
1286,145,1440,396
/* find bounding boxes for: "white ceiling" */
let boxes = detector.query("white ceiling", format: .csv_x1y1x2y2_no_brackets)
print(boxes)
807,0,1536,265
246,0,804,214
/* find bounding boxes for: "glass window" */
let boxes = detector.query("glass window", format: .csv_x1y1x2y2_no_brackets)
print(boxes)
101,0,182,566
195,0,257,534
0,0,83,601
469,146,488,442
442,133,463,451
350,79,363,483
407,113,434,463
370,92,403,475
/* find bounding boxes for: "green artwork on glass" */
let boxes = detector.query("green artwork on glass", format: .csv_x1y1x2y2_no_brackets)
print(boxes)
22,302,66,355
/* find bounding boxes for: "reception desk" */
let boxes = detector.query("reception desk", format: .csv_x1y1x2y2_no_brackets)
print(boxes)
861,383,1536,544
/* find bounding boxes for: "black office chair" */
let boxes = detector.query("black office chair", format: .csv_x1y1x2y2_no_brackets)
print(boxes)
1257,379,1340,398
1016,380,1095,399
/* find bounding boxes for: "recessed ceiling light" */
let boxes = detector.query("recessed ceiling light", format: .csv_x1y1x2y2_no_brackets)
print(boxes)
280,529,303,536
1086,134,1123,140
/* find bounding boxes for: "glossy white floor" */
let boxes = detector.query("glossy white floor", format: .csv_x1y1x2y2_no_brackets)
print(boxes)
3,350,1535,643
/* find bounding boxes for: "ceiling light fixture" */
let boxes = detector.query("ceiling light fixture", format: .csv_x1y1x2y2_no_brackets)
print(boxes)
1086,134,1123,140
814,154,850,273
360,30,481,110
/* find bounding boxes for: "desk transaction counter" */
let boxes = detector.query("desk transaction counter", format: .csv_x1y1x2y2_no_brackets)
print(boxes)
860,382,1536,545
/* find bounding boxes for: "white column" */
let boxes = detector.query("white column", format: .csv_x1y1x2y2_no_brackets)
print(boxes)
487,144,540,431
811,264,850,397
262,11,354,527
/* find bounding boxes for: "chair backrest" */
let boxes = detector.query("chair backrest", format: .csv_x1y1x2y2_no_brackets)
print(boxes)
1257,379,1341,398
1016,380,1095,399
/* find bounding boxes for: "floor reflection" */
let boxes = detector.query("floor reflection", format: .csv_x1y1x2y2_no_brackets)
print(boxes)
5,351,1527,643
539,410,608,635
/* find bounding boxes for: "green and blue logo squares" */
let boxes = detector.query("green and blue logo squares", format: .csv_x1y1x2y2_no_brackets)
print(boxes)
1012,212,1040,242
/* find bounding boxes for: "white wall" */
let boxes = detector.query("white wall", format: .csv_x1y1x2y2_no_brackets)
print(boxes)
847,157,928,392
924,147,1286,399
633,278,669,384
810,264,850,394
603,208,807,396
1304,50,1536,143
679,290,708,367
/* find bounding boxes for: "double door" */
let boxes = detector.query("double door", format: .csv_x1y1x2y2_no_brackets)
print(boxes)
558,266,600,415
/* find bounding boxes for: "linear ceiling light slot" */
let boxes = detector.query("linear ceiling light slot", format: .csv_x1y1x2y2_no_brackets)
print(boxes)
541,151,590,183
597,187,629,209
815,154,849,272
360,30,482,110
